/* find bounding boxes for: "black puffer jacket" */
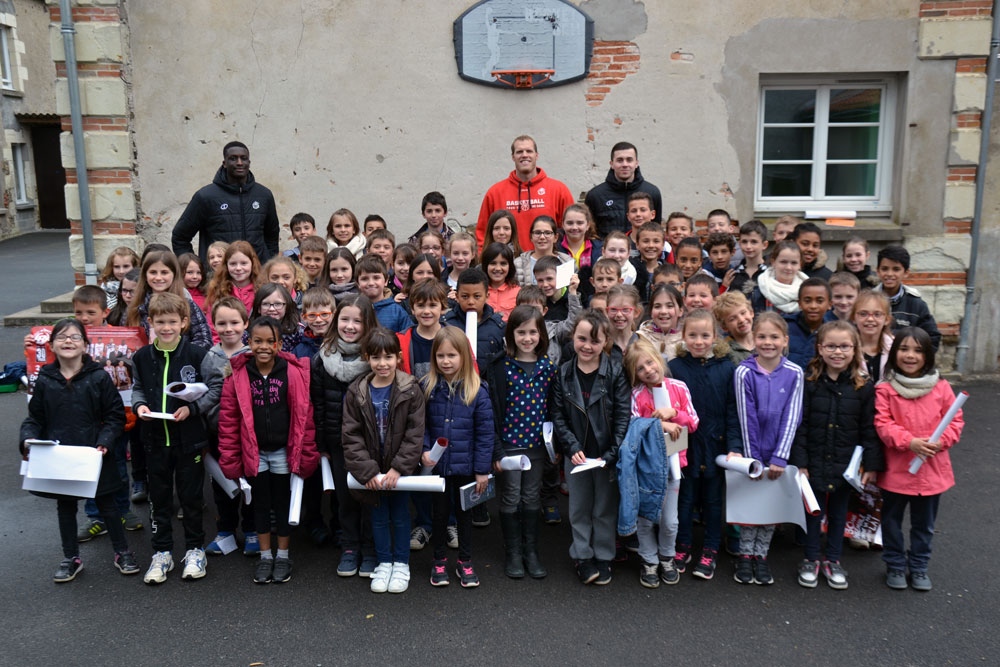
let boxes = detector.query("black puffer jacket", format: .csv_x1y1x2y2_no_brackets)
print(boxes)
310,350,368,459
20,359,125,497
790,371,883,493
172,166,279,263
585,166,663,237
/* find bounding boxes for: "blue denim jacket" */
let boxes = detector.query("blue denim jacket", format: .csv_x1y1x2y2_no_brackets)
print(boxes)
617,418,669,535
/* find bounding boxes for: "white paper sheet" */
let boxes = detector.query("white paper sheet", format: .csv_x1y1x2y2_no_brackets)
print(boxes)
910,390,968,474
797,470,821,516
843,445,864,493
24,438,59,447
288,473,304,526
570,458,607,474
723,465,806,530
143,411,176,421
347,472,446,492
214,533,239,555
542,422,556,463
554,259,576,289
165,381,209,402
204,454,240,499
669,454,682,481
320,456,335,492
715,454,763,479
465,310,478,359
422,438,448,475
499,455,531,471
22,444,103,498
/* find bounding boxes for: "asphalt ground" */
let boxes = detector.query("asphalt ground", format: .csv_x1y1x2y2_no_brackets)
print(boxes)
1,232,997,666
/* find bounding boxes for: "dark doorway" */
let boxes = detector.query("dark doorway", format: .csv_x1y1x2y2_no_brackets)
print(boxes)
30,124,68,230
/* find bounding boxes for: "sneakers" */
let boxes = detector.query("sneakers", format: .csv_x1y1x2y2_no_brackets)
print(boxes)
446,525,459,550
821,560,848,590
143,551,174,585
471,505,491,527
576,558,599,584
734,555,754,584
409,527,431,551
639,561,660,589
77,518,107,543
797,559,820,588
674,546,691,574
114,551,140,575
359,554,379,578
848,537,870,550
752,556,773,585
910,571,932,592
181,548,207,580
430,559,450,586
659,559,680,585
371,563,392,593
542,505,561,525
388,562,410,593
886,569,908,590
243,532,260,557
54,557,83,583
254,558,274,584
621,533,640,553
206,531,233,556
337,550,360,577
691,549,717,580
272,557,292,583
456,560,480,588
123,511,143,531
130,481,148,503
594,560,612,585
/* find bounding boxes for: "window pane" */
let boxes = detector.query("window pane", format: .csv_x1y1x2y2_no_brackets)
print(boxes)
761,164,812,197
830,89,881,123
826,163,876,196
762,127,814,160
828,126,879,160
764,89,815,124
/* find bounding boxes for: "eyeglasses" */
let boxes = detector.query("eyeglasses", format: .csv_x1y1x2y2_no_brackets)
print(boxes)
608,307,635,316
260,302,286,312
821,343,855,353
667,282,684,289
856,311,886,320
303,311,333,321
531,230,555,237
120,288,136,296
54,334,83,342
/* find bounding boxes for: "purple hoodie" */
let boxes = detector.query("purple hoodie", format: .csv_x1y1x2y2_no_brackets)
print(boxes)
733,356,804,467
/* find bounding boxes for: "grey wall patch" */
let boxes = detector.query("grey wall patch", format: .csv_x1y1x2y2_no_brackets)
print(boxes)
579,0,647,41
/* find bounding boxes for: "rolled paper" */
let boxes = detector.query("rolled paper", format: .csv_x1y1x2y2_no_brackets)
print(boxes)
320,456,335,492
239,477,252,505
347,472,447,492
465,310,478,359
651,383,670,410
797,470,821,516
714,454,763,479
570,458,607,474
205,454,240,499
422,437,448,475
499,455,531,471
288,473,304,526
669,453,682,481
164,381,209,402
910,390,969,475
842,445,864,493
542,422,556,463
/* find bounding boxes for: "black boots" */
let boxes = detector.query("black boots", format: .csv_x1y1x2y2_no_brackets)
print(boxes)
522,510,547,579
499,512,524,579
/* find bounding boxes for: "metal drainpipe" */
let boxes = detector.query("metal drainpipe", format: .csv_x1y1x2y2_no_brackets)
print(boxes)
956,0,1000,374
59,0,98,285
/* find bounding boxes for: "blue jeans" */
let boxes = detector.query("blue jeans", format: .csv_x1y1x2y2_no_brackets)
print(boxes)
804,483,852,563
677,475,723,552
371,491,411,564
86,432,129,520
880,489,941,573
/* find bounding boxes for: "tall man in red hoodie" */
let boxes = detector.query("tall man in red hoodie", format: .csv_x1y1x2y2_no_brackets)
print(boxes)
476,135,575,251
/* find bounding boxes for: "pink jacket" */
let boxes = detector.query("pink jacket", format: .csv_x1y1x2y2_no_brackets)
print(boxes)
217,351,319,480
875,379,962,496
631,380,699,468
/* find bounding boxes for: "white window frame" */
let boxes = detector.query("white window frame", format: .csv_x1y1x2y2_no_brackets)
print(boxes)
12,143,29,205
755,75,898,214
0,27,13,91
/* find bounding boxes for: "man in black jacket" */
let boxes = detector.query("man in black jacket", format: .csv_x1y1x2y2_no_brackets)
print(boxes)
585,142,663,238
171,141,280,263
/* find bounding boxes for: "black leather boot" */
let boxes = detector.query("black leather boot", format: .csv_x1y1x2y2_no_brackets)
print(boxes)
522,510,547,578
499,511,524,578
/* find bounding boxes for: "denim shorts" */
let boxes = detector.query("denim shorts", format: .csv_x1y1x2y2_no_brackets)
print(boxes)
258,448,289,475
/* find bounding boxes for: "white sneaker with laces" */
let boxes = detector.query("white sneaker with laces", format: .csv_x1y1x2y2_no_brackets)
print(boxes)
446,525,459,549
370,563,392,593
144,551,174,585
409,527,430,550
388,562,410,593
181,548,207,580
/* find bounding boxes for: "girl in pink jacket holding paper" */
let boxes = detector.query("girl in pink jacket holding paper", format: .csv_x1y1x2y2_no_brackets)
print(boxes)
875,327,963,593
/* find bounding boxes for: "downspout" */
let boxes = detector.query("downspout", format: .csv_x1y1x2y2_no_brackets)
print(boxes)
59,0,97,285
956,0,1000,374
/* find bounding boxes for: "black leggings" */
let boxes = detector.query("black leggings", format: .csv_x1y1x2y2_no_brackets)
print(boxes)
58,494,128,559
251,471,292,538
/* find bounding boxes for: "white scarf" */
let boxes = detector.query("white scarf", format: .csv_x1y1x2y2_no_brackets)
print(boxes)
756,268,809,313
887,369,940,399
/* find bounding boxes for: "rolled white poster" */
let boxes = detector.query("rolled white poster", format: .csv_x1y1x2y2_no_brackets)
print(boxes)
542,422,556,463
669,454,682,481
422,438,448,475
499,455,531,471
797,470,821,516
347,472,447,492
465,310,478,359
842,445,864,492
714,454,763,479
288,473,304,526
204,454,240,499
320,456,335,492
910,390,968,475
652,383,683,480
239,477,252,505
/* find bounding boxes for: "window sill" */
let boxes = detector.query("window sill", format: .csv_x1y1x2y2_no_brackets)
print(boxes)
1,88,23,98
752,215,904,243
14,202,34,211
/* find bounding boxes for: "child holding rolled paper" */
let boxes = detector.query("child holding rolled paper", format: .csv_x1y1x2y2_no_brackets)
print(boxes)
422,326,496,588
218,316,319,584
791,320,880,590
342,328,425,594
874,326,963,592
622,339,698,588
730,312,804,586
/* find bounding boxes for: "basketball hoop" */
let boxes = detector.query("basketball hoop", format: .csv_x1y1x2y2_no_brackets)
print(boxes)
490,69,556,89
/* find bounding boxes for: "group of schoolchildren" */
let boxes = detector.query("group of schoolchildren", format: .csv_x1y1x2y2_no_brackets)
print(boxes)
20,191,963,596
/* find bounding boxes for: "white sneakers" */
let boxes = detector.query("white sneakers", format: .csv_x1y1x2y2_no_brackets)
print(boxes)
144,551,174,585
182,548,207,580
371,562,410,593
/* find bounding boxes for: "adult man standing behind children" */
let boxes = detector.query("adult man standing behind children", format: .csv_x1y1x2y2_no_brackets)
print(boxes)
476,136,575,252
585,142,663,237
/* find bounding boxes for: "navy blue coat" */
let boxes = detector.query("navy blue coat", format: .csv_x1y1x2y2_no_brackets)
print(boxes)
443,304,506,368
785,311,836,370
423,378,495,477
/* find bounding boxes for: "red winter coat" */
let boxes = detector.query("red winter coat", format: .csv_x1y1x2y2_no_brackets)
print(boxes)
217,351,319,480
476,167,574,252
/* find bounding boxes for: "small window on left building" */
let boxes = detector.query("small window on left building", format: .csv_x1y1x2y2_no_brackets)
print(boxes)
0,27,14,91
13,143,29,204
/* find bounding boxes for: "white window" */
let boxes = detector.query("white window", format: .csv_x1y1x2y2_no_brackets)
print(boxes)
755,76,898,214
0,27,13,91
12,143,29,204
